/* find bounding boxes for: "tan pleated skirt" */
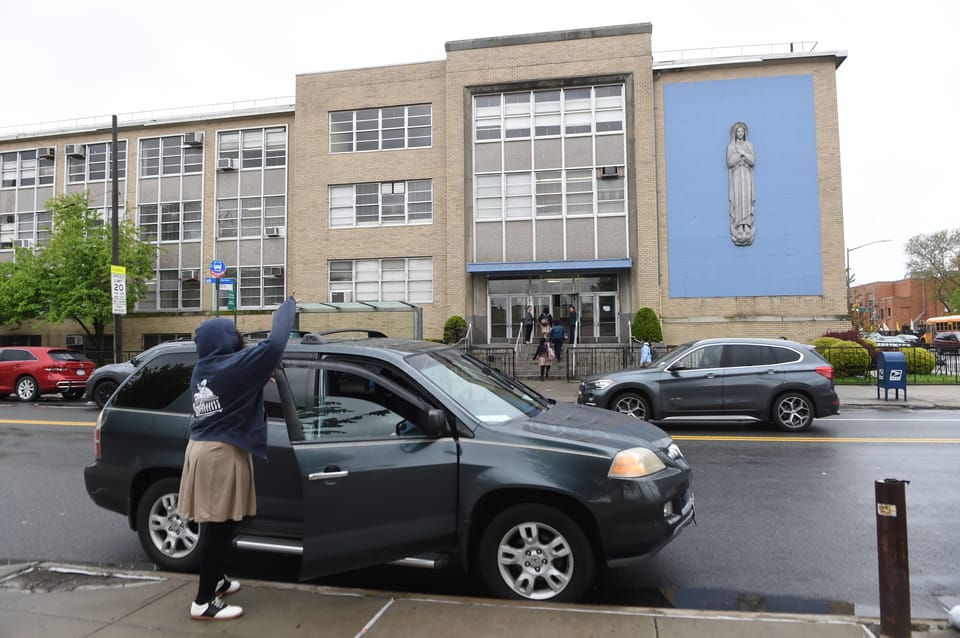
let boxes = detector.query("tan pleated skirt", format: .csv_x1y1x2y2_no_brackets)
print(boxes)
177,439,256,523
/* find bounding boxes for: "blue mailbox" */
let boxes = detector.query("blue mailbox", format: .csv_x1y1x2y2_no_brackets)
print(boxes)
876,350,908,401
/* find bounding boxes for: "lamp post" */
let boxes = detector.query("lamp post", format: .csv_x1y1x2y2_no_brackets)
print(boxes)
846,239,892,315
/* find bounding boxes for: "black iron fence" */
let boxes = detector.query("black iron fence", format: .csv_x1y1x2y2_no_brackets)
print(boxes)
463,342,960,385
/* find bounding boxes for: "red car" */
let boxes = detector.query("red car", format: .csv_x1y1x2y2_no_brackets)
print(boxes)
0,346,95,401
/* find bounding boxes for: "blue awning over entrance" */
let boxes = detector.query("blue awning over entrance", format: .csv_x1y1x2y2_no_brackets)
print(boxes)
467,259,632,273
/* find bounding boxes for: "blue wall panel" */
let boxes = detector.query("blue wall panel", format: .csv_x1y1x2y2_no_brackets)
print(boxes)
663,75,822,297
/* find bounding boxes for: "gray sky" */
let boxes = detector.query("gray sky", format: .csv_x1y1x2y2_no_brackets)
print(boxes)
3,0,956,285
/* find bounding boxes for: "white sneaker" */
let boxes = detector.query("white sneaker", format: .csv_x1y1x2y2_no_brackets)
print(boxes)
216,576,241,596
190,596,243,621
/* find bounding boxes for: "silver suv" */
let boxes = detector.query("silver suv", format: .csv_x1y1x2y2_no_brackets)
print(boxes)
578,337,839,432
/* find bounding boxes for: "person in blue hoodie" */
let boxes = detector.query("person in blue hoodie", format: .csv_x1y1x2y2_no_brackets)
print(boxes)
178,293,297,621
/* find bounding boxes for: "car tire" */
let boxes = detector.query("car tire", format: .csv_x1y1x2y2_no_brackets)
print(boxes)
61,389,85,400
92,380,119,408
477,503,595,603
15,376,39,402
772,392,814,432
136,477,204,572
611,391,650,421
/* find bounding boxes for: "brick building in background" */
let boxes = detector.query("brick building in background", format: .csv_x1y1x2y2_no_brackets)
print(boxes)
0,23,850,353
849,278,945,334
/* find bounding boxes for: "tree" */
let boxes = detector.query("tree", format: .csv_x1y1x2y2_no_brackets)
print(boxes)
904,228,960,313
0,193,156,363
631,307,663,343
443,315,467,344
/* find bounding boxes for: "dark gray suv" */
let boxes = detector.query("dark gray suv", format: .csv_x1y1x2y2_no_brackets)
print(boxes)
578,337,839,432
84,335,694,603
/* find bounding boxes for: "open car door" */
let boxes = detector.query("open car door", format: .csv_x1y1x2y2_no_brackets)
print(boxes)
275,360,459,579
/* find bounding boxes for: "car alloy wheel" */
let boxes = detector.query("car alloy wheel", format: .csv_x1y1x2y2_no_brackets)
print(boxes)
136,478,203,571
15,376,39,402
93,380,119,408
773,392,814,432
612,391,650,420
478,503,594,602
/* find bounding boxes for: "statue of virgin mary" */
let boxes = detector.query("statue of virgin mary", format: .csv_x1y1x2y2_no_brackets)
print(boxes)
726,122,755,246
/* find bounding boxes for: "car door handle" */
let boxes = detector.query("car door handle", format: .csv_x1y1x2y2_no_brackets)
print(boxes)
308,469,348,481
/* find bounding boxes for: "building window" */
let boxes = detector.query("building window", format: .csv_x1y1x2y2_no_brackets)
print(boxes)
215,195,285,239
139,136,203,177
230,266,285,308
329,179,432,227
328,257,433,303
474,85,627,220
329,105,432,153
137,269,201,311
66,141,127,183
138,202,199,243
1,150,54,188
217,127,286,168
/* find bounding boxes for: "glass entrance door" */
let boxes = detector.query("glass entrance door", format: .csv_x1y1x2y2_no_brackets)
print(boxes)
579,294,618,342
490,295,540,343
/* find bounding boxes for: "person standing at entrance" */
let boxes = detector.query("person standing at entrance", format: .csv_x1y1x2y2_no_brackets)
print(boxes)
178,293,297,621
549,322,566,361
567,305,578,345
523,306,535,343
538,308,553,339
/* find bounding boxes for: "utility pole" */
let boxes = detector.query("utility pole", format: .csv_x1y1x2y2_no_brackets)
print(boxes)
111,115,123,363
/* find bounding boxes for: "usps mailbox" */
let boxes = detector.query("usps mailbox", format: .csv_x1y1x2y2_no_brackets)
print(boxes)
876,350,907,401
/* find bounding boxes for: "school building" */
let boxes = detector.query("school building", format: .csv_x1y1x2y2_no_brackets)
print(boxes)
0,23,851,352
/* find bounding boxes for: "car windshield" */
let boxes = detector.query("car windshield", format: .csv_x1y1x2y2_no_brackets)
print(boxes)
409,348,546,424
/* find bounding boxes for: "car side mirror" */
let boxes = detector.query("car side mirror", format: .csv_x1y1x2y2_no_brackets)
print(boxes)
423,409,450,437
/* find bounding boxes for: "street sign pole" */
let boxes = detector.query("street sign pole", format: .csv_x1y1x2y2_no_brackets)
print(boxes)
215,278,220,317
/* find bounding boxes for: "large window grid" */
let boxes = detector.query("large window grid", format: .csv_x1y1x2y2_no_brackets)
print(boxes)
328,258,433,303
138,202,201,243
226,266,285,308
217,127,286,168
139,136,203,176
1,150,54,188
67,141,127,183
216,195,285,239
473,85,626,221
329,180,432,227
137,269,201,311
330,105,432,153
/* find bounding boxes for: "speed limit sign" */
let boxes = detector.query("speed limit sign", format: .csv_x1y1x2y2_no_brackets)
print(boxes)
111,265,127,315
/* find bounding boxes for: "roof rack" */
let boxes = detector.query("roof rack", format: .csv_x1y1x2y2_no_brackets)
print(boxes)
301,329,388,344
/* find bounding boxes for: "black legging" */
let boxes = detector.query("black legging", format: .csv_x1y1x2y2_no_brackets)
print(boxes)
196,520,237,604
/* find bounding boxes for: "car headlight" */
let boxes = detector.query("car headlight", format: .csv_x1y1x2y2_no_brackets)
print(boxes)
584,379,614,390
609,447,666,478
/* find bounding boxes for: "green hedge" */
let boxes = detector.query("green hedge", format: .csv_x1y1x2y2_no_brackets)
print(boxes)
814,339,870,377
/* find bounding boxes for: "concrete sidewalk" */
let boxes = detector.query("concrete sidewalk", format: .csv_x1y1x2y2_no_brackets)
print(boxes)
2,562,956,638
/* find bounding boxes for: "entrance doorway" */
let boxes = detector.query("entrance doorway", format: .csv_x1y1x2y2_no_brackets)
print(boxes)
579,294,618,342
490,295,552,343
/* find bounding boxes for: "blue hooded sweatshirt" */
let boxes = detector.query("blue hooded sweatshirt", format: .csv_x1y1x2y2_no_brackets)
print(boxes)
188,296,296,458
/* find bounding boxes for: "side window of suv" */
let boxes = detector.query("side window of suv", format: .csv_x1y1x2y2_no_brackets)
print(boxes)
112,351,199,412
724,344,768,368
298,368,425,441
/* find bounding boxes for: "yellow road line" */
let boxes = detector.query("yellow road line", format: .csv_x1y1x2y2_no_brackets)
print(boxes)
673,435,960,443
0,419,96,427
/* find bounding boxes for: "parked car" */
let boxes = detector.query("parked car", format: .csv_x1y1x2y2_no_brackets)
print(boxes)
577,337,839,432
871,335,907,349
896,333,920,344
0,346,95,401
83,335,694,603
84,341,191,408
933,331,960,354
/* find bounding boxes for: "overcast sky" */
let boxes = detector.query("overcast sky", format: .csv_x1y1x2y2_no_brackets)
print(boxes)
2,0,956,285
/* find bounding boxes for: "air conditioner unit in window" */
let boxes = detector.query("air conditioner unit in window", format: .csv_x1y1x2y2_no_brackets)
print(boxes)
181,269,199,281
38,147,56,159
597,165,624,178
183,132,204,146
66,335,84,347
217,157,238,171
330,291,352,303
264,226,282,237
65,144,85,158
266,266,284,277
